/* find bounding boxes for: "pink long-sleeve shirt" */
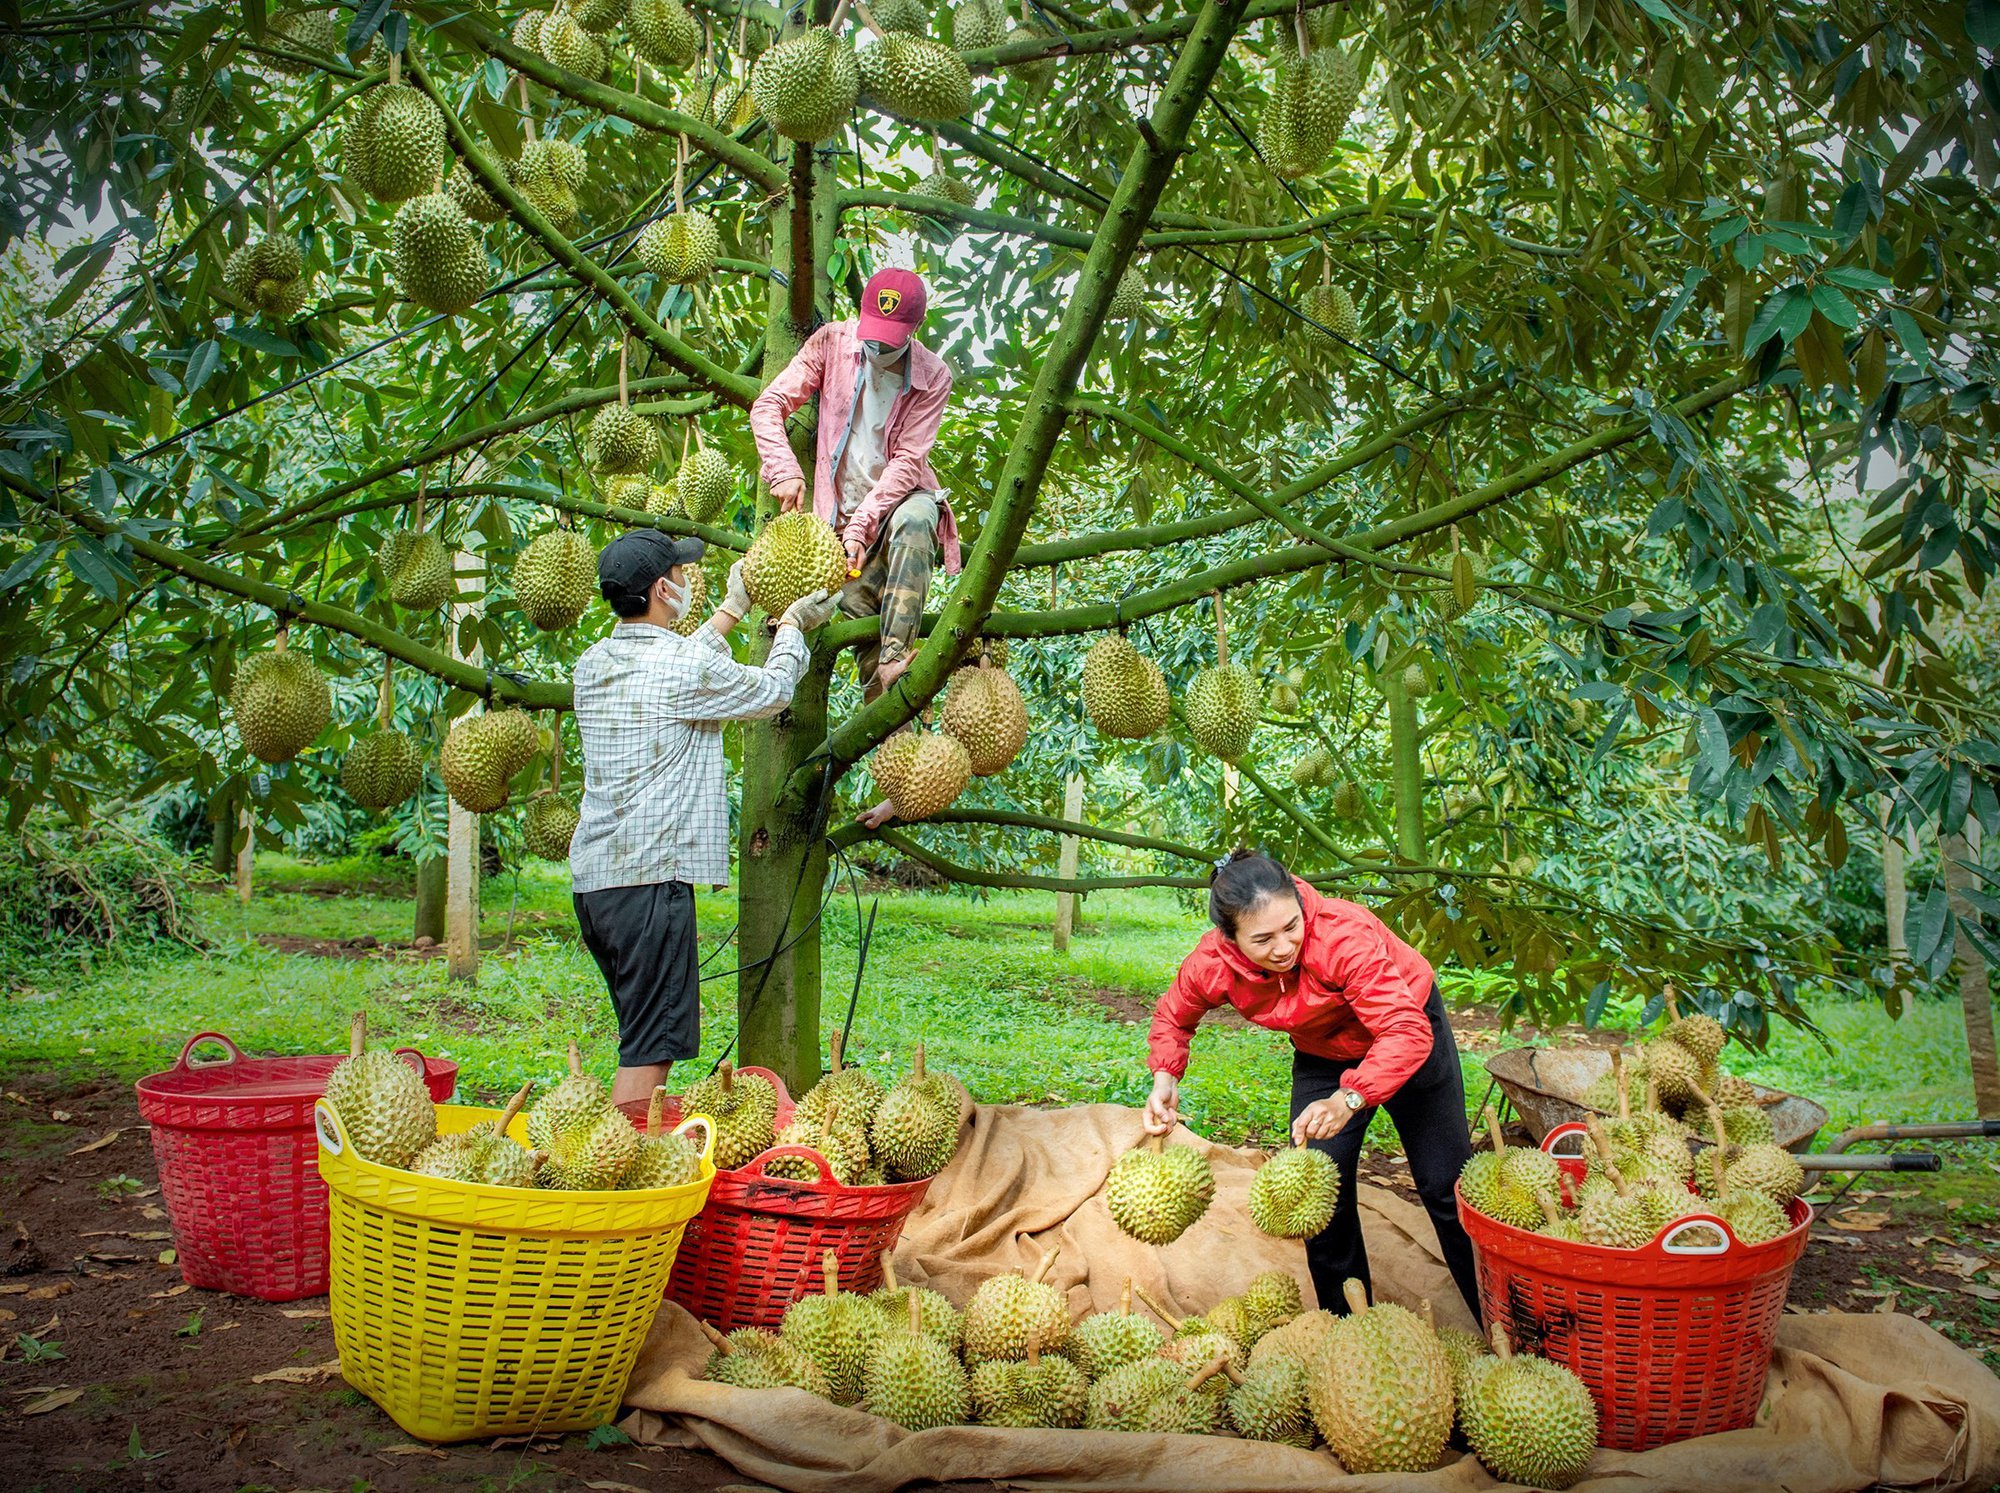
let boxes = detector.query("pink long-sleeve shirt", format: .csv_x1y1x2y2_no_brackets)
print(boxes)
747,320,962,573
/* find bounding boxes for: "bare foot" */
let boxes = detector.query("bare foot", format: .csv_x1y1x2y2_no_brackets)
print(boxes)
858,799,899,830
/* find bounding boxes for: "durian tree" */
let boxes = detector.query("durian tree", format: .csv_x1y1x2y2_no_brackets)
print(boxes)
3,0,1998,1092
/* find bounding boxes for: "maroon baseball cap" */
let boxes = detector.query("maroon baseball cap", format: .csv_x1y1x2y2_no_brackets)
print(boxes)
857,267,927,346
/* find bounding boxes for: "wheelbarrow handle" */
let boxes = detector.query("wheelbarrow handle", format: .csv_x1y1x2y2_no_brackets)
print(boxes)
1824,1120,2000,1153
1799,1152,1941,1172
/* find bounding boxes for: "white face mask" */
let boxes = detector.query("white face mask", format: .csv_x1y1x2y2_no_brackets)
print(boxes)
863,338,905,367
657,572,690,621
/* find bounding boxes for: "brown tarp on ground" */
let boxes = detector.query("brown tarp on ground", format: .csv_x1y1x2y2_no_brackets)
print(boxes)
622,1102,2000,1492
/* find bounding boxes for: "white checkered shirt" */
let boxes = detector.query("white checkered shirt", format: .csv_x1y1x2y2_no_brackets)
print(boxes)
569,620,808,893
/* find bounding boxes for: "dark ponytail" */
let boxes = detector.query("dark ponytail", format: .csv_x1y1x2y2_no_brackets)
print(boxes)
1207,847,1299,937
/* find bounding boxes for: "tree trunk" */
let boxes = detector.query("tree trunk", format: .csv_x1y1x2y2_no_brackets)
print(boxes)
414,854,446,944
234,804,253,903
208,787,237,877
736,655,833,1095
447,546,483,982
1385,672,1427,862
1881,796,1907,959
1945,828,1998,1117
1054,773,1084,951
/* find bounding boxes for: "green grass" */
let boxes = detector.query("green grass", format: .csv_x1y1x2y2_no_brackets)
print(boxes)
1,852,1984,1149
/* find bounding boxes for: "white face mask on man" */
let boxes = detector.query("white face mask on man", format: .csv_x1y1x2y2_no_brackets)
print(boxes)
657,570,690,621
862,337,906,367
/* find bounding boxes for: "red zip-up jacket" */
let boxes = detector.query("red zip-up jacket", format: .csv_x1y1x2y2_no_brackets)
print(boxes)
1147,880,1437,1106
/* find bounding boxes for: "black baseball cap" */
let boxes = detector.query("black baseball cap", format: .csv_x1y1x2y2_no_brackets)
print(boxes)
598,529,706,614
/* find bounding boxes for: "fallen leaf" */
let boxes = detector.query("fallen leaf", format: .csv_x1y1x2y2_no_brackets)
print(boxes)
1915,1305,1934,1319
280,1308,329,1319
1960,1283,2000,1302
1874,1290,1900,1313
1936,1251,1989,1279
583,1483,651,1493
48,1110,73,1123
24,1282,71,1301
157,1249,176,1266
66,1130,124,1156
20,1388,84,1416
1828,1212,1890,1232
215,1320,238,1332
1947,1197,1966,1211
0,1309,14,1322
139,1205,166,1220
251,1358,340,1385
79,1230,171,1242
149,1283,191,1300
4,1092,27,1105
376,1444,447,1459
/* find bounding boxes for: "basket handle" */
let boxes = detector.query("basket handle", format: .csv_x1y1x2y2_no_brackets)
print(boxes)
313,1099,350,1157
391,1046,430,1080
175,1031,245,1069
1541,1121,1592,1158
739,1145,836,1183
1656,1213,1735,1256
673,1112,718,1166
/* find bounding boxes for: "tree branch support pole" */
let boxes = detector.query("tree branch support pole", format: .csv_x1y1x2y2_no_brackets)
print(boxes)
1882,795,1908,959
1054,773,1085,951
447,548,484,982
1945,826,1997,1117
1385,669,1427,863
234,803,254,904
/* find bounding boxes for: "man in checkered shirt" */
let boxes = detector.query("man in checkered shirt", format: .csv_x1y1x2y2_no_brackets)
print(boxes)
571,530,840,1107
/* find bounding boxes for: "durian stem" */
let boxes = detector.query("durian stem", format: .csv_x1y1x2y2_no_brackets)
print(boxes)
719,1060,734,1094
498,1081,533,1134
1664,983,1681,1021
526,1150,548,1177
388,50,400,87
1212,590,1227,668
566,1038,582,1078
518,74,536,141
820,1249,840,1296
1708,1106,1729,1191
549,717,561,792
1030,1245,1060,1285
851,0,885,37
1482,1105,1507,1158
1340,1278,1370,1315
828,0,854,30
907,1289,921,1335
1143,1132,1164,1155
1604,1161,1631,1199
1292,6,1310,57
817,1099,838,1145
348,1010,366,1059
1026,1331,1041,1368
830,1031,846,1076
1612,1047,1629,1120
1188,1354,1231,1391
264,184,275,234
1489,1322,1514,1359
618,340,629,408
1450,523,1461,557
929,129,941,171
1221,1359,1246,1386
698,1319,731,1352
1131,1281,1182,1331
912,1043,926,1084
645,1084,665,1137
1320,247,1331,288
675,133,686,214
275,622,290,653
1120,1279,1133,1316
1418,1298,1436,1330
1646,1076,1662,1113
377,654,394,730
880,1252,898,1292
1585,1115,1614,1162
1536,1191,1565,1227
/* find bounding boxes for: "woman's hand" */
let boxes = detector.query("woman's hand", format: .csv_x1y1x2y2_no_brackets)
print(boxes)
1292,1096,1355,1147
1142,1071,1180,1136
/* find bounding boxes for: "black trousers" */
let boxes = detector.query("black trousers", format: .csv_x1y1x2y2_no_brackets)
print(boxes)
573,881,700,1067
1289,984,1481,1318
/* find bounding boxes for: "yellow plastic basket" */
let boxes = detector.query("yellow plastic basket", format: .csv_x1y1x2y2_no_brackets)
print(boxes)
315,1098,714,1443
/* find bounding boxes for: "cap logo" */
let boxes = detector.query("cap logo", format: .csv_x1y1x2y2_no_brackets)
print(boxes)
875,286,903,316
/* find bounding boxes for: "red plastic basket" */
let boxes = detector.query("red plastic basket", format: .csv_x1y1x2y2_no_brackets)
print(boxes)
136,1031,457,1301
1458,1120,1812,1451
661,1146,934,1329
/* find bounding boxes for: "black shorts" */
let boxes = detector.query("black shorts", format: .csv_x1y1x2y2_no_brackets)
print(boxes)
573,881,700,1067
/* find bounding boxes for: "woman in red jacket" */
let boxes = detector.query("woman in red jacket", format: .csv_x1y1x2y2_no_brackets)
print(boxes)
1142,849,1480,1316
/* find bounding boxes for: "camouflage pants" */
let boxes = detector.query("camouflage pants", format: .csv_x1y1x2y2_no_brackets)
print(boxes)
838,490,939,695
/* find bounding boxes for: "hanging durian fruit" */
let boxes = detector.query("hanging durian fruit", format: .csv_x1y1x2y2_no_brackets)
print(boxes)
586,343,662,476
342,657,425,811
570,0,626,35
856,5,973,122
223,225,312,320
637,135,722,284
628,0,701,67
1255,13,1361,180
1299,251,1358,350
230,624,332,765
342,58,448,203
751,24,859,142
522,719,580,860
445,160,508,223
532,4,611,79
676,426,735,524
950,0,1005,51
1004,0,1058,94
391,191,490,314
509,99,589,234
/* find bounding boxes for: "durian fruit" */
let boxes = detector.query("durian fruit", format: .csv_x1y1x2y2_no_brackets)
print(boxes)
602,472,658,510
1576,1163,1665,1250
780,1251,887,1405
445,161,508,223
751,25,859,142
1246,1145,1339,1239
742,511,848,616
376,528,453,610
513,528,597,630
585,404,662,476
960,1246,1070,1364
264,9,344,73
1641,1037,1704,1110
1290,748,1334,790
858,32,973,122
1721,1105,1776,1146
1184,661,1261,763
861,1289,969,1430
1459,1324,1598,1489
1423,1300,1494,1400
1308,1279,1453,1473
522,791,580,860
869,1253,961,1352
950,0,1005,51
1203,1295,1259,1351
1330,777,1367,819
940,662,1029,776
570,0,626,35
704,72,758,131
230,632,332,764
698,1321,832,1395
1241,1271,1304,1335
484,707,542,777
1065,1279,1165,1379
1108,266,1147,318
1714,1071,1758,1108
1250,1308,1336,1369
391,192,490,314
765,1096,868,1184
629,0,701,66
536,5,610,78
676,442,735,524
440,710,530,813
679,1060,780,1169
1693,1134,1802,1208
1664,1005,1727,1066
1085,1352,1229,1434
343,82,447,204
638,209,722,285
1460,1108,1558,1231
1103,1134,1215,1246
869,1045,962,1180
526,1040,638,1189
1003,11,1059,92
872,0,931,34
623,1086,702,1189
792,1032,885,1135
1535,1189,1587,1244
915,167,975,206
1162,1327,1245,1395
1257,44,1360,179
511,137,588,232
322,1012,436,1168
1081,633,1170,738
461,1082,545,1187
868,729,973,823
341,729,424,811
969,1332,1087,1428
1300,281,1358,348
408,1131,475,1180
223,232,311,319
1223,1354,1314,1447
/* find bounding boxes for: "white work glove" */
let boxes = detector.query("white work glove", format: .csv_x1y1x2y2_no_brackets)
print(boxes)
718,559,753,622
778,587,841,633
